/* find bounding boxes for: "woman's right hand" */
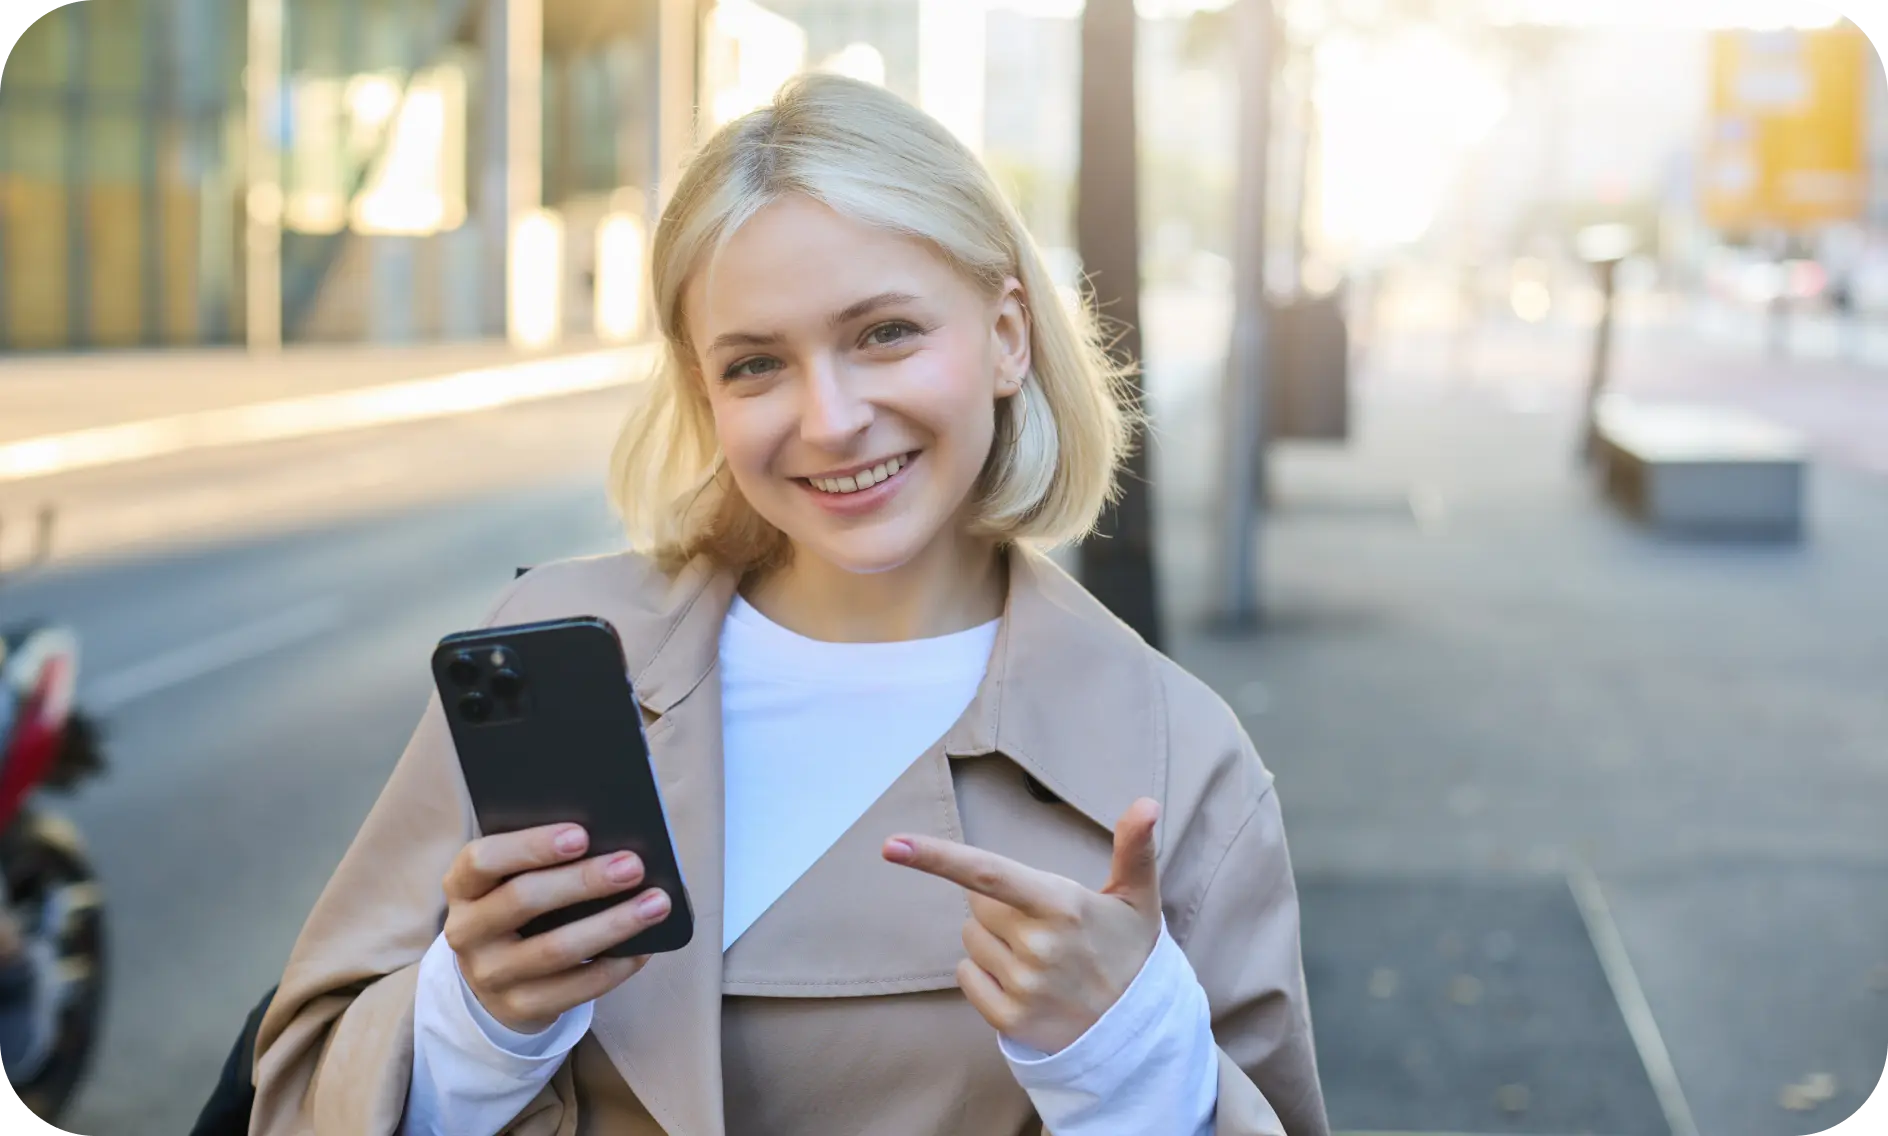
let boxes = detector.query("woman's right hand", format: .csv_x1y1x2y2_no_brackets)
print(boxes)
442,824,670,1034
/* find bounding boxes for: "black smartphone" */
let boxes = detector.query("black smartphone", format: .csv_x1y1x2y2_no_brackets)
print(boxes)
431,616,693,957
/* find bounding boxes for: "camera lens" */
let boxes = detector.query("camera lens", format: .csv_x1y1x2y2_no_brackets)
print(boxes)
458,691,492,722
447,653,481,687
489,668,523,700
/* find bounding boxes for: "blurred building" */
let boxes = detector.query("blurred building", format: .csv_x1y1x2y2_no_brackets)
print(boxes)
0,0,1006,354
0,0,720,352
1409,24,1715,271
982,5,1078,250
756,0,983,153
754,0,923,108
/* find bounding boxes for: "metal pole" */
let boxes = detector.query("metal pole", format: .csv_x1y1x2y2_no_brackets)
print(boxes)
1768,258,1790,360
1281,41,1311,299
654,0,700,215
1581,257,1619,464
66,6,92,350
1213,0,1274,629
244,0,284,351
480,0,543,341
140,3,164,346
1075,0,1162,650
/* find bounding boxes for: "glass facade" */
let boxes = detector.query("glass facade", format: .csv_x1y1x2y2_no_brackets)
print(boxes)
0,0,247,350
1,0,669,352
274,0,478,340
754,0,920,109
543,36,656,208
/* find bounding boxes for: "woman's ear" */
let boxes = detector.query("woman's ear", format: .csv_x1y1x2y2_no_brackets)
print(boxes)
992,277,1031,399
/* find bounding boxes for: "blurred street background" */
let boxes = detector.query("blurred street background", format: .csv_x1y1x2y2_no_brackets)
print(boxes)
2,0,1886,1133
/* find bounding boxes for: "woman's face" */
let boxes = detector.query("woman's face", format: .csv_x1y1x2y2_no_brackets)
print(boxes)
683,195,1030,576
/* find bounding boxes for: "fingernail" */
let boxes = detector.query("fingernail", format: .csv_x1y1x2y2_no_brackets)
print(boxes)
607,854,642,884
555,827,587,854
637,890,670,919
884,838,914,864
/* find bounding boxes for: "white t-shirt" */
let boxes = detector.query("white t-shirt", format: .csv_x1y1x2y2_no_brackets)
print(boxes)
403,598,1218,1136
718,594,999,949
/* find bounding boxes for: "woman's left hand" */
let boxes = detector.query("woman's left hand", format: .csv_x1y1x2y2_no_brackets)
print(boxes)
883,798,1163,1056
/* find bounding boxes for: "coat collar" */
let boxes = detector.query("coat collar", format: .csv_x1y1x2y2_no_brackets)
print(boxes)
608,543,1164,843
609,553,737,717
939,545,1166,847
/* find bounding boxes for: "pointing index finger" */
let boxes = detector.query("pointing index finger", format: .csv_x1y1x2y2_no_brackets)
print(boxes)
883,835,1066,917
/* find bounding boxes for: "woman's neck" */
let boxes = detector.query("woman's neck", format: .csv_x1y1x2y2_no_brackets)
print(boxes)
741,535,1006,644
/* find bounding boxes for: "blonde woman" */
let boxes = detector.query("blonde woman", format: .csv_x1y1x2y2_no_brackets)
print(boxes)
251,74,1328,1136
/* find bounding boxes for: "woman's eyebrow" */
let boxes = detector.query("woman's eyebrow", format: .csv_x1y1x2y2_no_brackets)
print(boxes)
708,329,783,352
706,292,922,353
829,291,921,328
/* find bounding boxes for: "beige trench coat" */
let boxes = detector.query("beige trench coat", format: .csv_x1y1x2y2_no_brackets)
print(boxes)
250,546,1330,1136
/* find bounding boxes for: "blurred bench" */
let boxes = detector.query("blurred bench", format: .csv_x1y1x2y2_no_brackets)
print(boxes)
1593,396,1808,539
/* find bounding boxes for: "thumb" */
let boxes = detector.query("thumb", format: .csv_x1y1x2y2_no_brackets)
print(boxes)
1102,798,1162,913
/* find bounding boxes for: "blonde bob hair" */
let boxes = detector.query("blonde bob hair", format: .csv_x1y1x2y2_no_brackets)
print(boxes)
609,72,1134,574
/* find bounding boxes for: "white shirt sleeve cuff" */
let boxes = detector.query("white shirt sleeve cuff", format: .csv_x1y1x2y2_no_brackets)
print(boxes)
405,934,594,1136
997,919,1219,1135
454,953,594,1060
1000,919,1186,1079
417,932,593,1071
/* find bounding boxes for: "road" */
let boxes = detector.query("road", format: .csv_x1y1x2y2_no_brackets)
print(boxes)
2,295,1884,1135
3,389,636,1134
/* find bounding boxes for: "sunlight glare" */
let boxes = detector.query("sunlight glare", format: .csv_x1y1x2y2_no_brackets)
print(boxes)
1314,31,1508,254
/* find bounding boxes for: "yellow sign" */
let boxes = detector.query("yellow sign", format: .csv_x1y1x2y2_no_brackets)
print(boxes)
1702,23,1871,232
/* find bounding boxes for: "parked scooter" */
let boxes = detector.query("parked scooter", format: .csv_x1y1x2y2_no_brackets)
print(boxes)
0,507,108,1123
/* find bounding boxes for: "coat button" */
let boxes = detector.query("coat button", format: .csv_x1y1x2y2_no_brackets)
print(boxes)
1023,773,1063,805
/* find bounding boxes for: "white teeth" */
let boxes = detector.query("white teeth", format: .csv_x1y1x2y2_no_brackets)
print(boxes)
809,454,911,495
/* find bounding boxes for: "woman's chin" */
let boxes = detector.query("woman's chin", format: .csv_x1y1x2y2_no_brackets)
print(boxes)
780,519,941,578
798,538,924,578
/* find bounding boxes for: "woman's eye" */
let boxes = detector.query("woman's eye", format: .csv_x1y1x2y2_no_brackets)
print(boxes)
863,321,920,347
723,356,780,380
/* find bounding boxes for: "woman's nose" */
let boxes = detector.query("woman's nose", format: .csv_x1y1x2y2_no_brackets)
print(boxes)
799,359,873,447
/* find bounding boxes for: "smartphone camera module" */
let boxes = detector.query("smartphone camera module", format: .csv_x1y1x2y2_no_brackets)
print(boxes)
437,640,528,726
447,652,482,688
489,668,524,700
458,691,493,723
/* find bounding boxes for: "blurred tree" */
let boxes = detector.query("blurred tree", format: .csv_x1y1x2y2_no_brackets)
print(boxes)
1076,0,1163,650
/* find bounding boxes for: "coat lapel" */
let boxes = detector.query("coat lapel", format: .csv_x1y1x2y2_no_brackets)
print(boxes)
721,545,1168,995
568,555,735,1136
721,742,971,994
943,546,1166,851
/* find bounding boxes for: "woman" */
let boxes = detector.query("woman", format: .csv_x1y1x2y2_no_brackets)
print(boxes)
251,74,1327,1136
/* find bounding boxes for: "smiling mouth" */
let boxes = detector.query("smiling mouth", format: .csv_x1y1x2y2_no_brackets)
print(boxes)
799,452,918,496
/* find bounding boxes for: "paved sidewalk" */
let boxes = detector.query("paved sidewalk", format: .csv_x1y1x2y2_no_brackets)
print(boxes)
1613,341,1888,480
0,338,660,490
0,338,627,446
1371,316,1888,480
1143,313,1888,1136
